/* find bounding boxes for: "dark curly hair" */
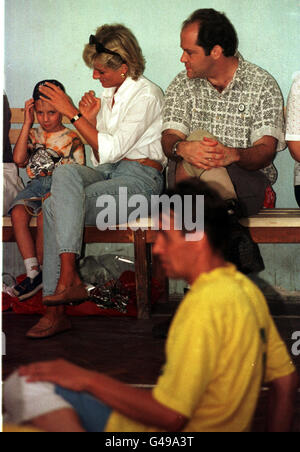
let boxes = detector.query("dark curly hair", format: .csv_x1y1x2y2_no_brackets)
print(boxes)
182,9,238,57
164,178,231,256
33,80,65,101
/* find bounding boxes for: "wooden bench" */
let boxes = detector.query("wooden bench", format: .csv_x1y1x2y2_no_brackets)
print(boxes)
239,208,300,243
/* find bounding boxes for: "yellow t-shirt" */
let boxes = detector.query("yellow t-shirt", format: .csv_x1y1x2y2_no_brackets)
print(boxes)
3,424,43,433
105,265,295,432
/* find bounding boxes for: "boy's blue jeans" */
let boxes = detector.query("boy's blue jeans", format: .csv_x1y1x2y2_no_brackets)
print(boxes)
42,161,164,296
8,175,52,215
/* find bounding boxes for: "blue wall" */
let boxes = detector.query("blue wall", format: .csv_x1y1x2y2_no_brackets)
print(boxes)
4,0,300,291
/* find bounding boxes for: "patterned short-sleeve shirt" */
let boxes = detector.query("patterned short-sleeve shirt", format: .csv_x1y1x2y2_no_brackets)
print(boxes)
163,55,285,185
286,72,300,186
26,126,85,179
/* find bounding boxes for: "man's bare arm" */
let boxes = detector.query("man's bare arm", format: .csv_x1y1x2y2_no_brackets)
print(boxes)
235,136,277,171
266,371,299,432
162,129,186,160
19,359,188,432
287,141,300,163
86,372,188,432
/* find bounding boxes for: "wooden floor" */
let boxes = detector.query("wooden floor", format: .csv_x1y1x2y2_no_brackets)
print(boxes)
2,296,300,432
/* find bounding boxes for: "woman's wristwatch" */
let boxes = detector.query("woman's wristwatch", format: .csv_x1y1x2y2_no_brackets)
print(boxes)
70,113,83,124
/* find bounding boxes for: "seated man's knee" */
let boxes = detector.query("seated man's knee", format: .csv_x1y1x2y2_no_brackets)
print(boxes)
175,161,192,183
4,372,32,424
4,371,72,425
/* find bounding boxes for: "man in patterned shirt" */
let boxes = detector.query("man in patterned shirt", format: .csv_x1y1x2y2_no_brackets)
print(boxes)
162,8,285,216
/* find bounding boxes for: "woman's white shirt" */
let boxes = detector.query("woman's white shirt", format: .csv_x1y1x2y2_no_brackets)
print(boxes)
91,76,167,168
286,72,300,186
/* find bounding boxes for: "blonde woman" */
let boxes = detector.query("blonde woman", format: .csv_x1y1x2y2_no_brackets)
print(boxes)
27,24,166,338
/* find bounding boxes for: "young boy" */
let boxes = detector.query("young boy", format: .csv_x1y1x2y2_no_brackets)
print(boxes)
9,80,85,301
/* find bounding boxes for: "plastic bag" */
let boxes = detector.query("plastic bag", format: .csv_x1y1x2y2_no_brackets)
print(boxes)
70,254,164,316
2,273,17,298
79,254,135,285
66,270,164,317
78,255,138,315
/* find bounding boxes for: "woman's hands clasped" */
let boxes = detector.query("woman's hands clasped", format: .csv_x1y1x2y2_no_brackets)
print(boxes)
79,91,101,127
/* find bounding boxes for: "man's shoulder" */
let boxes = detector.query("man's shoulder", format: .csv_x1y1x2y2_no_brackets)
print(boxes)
189,265,266,311
239,58,280,87
166,70,199,92
187,265,240,301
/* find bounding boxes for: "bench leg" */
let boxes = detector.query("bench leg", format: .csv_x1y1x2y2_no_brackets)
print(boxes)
134,229,151,319
152,252,169,303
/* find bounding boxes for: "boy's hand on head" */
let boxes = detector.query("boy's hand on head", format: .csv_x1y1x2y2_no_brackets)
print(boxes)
24,98,35,126
79,91,101,126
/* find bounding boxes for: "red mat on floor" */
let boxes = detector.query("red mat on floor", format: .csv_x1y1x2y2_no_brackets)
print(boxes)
2,271,163,317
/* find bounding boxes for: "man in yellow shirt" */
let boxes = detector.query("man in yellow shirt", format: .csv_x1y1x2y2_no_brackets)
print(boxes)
4,179,298,432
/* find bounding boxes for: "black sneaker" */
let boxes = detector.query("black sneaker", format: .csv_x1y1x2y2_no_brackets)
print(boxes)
12,272,43,301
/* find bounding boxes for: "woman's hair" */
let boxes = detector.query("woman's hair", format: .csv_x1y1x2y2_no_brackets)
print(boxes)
83,24,146,80
33,80,65,101
182,9,238,57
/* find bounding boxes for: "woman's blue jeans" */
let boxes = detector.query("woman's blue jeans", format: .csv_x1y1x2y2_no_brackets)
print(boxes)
42,161,164,296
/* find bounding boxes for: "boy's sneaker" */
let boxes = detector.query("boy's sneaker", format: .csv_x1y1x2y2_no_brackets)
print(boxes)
12,272,43,301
